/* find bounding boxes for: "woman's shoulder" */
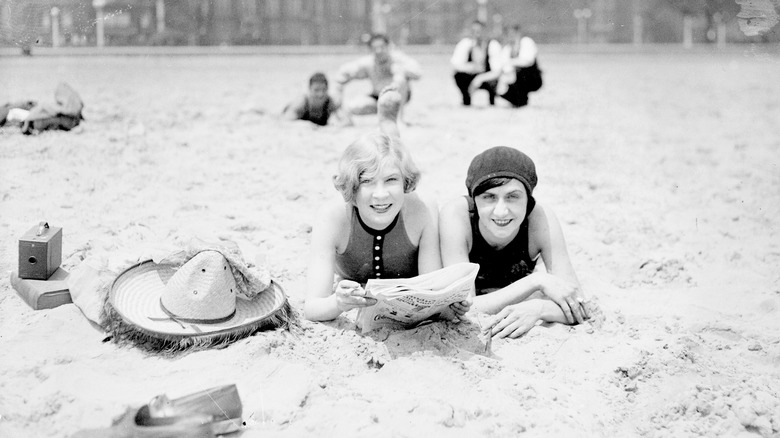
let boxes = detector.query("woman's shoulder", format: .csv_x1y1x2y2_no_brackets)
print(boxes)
402,192,436,214
440,195,471,217
528,201,557,223
527,201,563,239
315,200,351,229
399,193,438,237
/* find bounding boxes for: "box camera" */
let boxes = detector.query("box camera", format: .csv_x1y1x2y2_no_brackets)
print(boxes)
18,222,62,280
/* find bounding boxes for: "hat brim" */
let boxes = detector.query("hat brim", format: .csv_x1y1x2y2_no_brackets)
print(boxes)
108,261,287,339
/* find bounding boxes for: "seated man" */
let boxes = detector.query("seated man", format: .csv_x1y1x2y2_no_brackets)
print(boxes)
497,24,543,108
333,34,421,117
283,72,350,126
451,20,503,106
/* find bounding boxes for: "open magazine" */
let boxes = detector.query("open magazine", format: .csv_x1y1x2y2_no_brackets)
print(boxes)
357,262,479,333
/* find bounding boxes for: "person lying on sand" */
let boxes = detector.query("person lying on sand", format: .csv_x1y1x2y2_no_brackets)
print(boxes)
439,146,589,338
283,72,351,126
303,89,441,322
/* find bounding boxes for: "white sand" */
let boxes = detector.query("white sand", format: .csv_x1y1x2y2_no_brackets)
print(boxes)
1,47,779,437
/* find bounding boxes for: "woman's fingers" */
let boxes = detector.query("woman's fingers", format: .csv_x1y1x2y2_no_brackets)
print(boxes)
338,279,361,289
487,309,512,336
495,317,532,339
450,301,470,316
552,296,574,324
356,296,377,307
336,281,365,296
567,298,584,324
508,322,534,338
577,296,590,320
335,282,374,310
341,295,375,308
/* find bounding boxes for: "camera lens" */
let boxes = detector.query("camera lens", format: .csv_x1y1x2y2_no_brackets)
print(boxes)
28,256,37,264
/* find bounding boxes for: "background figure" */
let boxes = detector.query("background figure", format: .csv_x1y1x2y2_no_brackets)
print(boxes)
450,20,503,106
497,25,543,107
334,34,421,117
0,82,84,135
283,72,349,126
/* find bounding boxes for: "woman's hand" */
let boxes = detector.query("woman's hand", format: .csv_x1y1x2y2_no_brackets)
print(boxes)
535,272,588,324
450,300,472,319
483,301,543,339
434,300,471,322
333,280,377,312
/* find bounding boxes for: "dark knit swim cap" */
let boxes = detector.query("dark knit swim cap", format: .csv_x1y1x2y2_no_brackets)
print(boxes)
465,146,538,198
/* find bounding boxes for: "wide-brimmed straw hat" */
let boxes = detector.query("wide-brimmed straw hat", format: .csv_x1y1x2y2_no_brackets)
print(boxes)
104,250,292,353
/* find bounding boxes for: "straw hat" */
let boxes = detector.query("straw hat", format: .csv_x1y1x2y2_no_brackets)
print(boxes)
105,250,292,353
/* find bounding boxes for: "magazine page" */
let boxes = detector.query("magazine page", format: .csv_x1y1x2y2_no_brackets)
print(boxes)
357,262,479,333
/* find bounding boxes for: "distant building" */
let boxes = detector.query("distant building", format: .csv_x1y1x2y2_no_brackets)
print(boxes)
0,0,775,48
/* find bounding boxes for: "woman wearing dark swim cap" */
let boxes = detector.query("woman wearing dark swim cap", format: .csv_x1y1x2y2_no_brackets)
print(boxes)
439,146,589,339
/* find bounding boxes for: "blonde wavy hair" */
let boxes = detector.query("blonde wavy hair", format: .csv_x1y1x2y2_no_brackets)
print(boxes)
333,133,420,204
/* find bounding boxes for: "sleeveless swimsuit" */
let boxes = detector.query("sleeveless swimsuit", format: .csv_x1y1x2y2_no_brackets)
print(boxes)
335,207,419,284
466,197,536,293
301,95,331,126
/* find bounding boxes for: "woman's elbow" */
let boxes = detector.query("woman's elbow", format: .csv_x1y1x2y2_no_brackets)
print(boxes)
302,301,322,321
303,299,337,322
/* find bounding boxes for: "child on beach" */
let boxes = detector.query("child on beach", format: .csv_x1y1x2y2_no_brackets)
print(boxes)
303,90,441,322
283,72,350,126
439,146,589,338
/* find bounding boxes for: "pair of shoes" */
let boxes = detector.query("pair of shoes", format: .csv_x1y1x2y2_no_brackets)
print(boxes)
71,385,243,438
148,384,243,435
71,409,214,438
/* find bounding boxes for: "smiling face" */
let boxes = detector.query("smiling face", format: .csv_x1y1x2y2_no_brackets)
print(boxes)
473,179,528,247
354,159,405,230
470,21,485,41
370,37,390,65
308,81,328,107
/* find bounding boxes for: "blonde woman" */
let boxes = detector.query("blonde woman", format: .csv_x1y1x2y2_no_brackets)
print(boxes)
304,91,441,321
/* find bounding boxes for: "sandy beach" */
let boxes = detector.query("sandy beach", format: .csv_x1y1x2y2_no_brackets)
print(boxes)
1,46,779,437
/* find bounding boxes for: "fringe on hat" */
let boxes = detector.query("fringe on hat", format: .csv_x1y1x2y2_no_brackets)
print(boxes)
100,288,300,356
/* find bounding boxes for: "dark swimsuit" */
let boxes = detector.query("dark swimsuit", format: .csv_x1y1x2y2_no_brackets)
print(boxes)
301,95,331,126
335,207,419,284
466,197,537,293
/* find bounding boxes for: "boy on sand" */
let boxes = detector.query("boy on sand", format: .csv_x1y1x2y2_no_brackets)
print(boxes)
283,72,350,126
440,146,589,338
303,89,441,322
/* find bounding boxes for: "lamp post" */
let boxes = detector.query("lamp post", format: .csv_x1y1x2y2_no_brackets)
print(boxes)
477,0,488,23
371,0,388,33
683,14,693,48
633,13,643,45
93,0,105,47
714,12,726,48
156,0,166,33
573,8,592,44
51,7,60,48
